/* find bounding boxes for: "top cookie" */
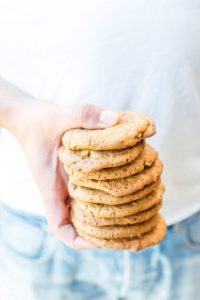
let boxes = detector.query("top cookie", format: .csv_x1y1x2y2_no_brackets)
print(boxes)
62,111,156,150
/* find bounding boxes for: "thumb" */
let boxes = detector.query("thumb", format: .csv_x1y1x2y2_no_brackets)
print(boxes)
57,103,119,131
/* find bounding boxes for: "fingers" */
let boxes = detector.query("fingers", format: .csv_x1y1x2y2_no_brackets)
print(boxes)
75,103,119,129
22,101,108,250
47,196,96,250
53,223,96,250
43,161,97,250
57,103,119,132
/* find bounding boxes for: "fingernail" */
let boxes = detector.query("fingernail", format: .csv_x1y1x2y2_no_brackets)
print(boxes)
99,110,119,127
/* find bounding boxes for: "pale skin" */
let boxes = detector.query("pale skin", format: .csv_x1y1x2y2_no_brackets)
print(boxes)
0,78,119,250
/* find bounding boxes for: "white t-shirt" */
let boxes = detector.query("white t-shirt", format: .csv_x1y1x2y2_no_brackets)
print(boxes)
0,0,200,225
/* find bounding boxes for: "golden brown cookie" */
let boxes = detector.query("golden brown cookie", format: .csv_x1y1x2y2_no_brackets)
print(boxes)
70,201,162,226
75,215,167,251
62,112,156,150
70,159,163,196
71,214,159,239
59,141,145,173
68,180,161,205
70,184,165,218
66,144,158,181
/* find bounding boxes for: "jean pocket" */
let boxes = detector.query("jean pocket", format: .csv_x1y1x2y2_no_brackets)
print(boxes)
0,205,56,265
186,212,200,249
174,211,200,251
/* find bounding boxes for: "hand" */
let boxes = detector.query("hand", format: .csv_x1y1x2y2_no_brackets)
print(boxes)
14,100,119,250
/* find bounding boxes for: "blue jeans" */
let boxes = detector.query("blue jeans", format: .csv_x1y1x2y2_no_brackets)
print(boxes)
0,203,200,300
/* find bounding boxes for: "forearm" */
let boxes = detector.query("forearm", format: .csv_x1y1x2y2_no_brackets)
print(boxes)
0,78,34,134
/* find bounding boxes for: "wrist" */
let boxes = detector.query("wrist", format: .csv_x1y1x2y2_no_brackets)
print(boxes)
0,79,36,136
0,96,33,134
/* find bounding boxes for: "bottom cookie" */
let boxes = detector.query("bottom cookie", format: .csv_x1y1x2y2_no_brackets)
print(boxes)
75,215,167,251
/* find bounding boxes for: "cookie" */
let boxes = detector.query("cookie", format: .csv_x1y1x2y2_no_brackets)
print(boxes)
68,180,161,205
59,141,145,173
70,159,163,196
75,215,167,251
66,144,158,181
71,213,159,239
71,201,162,226
62,112,156,150
70,184,165,218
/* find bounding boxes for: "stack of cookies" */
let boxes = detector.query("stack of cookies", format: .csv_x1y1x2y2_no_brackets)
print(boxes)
59,112,167,251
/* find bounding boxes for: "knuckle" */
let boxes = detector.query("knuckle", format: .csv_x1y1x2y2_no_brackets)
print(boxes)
78,103,94,124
